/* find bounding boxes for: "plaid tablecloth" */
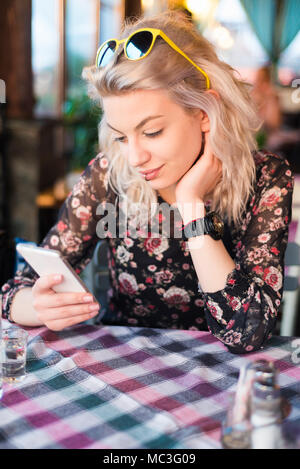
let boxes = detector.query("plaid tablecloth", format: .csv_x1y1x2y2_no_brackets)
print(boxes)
0,319,300,449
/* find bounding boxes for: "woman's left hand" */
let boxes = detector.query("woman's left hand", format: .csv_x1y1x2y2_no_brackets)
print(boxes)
175,131,222,205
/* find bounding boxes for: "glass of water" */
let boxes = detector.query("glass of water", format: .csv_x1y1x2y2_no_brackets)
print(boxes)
1,327,28,383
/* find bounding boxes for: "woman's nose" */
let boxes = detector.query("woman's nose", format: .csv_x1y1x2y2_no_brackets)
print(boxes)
127,140,150,168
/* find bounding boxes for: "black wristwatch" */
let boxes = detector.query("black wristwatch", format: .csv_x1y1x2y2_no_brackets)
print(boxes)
182,212,224,241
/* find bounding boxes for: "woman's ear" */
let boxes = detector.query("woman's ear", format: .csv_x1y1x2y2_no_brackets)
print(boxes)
199,111,210,132
205,89,220,100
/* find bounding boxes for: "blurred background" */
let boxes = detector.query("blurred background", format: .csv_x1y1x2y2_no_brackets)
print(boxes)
0,0,299,243
0,1,299,331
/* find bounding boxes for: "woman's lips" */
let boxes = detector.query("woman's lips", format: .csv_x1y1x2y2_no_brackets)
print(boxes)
140,165,164,181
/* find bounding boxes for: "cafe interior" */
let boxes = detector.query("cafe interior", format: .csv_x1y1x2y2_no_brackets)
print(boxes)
0,0,300,335
1,0,300,452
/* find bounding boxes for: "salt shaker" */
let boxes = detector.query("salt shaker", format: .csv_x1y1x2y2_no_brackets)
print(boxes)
250,361,284,449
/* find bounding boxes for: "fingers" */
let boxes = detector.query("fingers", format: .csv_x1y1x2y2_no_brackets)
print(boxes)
44,311,99,331
34,290,96,310
33,275,97,308
33,274,63,294
38,302,100,322
32,274,101,331
35,300,100,331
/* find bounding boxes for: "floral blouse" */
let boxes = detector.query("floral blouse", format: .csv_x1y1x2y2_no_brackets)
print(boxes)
1,150,293,354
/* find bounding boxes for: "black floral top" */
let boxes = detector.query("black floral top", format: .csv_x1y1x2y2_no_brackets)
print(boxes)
1,150,293,353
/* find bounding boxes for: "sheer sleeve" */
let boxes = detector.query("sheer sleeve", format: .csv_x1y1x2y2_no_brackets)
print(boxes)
202,153,293,353
1,153,109,321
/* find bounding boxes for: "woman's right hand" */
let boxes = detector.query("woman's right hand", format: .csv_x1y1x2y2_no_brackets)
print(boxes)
32,274,100,331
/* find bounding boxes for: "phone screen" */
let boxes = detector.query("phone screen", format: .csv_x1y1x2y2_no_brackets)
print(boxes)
16,244,90,293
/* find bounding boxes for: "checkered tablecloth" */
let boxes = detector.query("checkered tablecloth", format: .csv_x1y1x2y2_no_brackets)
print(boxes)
0,319,300,449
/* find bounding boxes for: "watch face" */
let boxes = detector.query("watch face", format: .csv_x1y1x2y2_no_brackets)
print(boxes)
208,212,224,240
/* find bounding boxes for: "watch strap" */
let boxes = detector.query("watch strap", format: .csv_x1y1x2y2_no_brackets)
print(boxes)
182,217,206,240
181,212,224,241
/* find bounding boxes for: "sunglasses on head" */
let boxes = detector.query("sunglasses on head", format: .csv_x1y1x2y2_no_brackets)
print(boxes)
95,27,210,89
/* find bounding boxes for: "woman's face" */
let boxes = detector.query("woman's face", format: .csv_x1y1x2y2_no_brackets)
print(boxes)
102,89,206,198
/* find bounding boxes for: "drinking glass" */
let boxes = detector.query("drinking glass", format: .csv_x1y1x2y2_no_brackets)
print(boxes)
1,326,28,383
221,393,252,449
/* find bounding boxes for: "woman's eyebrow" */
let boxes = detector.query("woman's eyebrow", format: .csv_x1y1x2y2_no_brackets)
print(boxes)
107,115,164,133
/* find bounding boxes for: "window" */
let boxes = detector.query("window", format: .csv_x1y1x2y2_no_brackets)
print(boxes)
32,0,60,116
203,0,269,83
31,0,123,117
66,0,99,98
99,0,124,44
278,31,300,86
202,0,300,85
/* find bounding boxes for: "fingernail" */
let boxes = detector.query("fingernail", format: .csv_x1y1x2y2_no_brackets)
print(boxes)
89,303,100,311
54,275,62,281
83,295,93,302
90,310,99,317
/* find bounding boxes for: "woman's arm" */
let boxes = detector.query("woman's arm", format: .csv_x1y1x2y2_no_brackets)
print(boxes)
1,153,109,326
9,288,42,326
185,155,293,353
180,200,235,292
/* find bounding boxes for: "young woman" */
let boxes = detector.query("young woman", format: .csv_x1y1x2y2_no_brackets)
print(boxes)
1,11,293,353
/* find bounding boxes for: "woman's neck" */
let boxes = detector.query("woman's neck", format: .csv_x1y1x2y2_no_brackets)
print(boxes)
157,182,178,205
158,188,211,206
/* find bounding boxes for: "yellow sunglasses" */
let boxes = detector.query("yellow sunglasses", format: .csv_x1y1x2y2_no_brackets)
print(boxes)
95,27,210,89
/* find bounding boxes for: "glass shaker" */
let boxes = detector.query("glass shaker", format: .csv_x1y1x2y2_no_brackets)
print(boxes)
222,359,283,449
250,361,284,449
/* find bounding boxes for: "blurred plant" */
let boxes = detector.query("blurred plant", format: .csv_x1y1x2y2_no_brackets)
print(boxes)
256,129,267,150
63,93,102,171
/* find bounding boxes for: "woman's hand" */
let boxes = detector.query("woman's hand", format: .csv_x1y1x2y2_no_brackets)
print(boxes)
175,131,222,206
32,274,100,331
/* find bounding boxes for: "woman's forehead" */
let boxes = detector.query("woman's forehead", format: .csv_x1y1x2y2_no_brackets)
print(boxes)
102,89,171,110
102,89,183,129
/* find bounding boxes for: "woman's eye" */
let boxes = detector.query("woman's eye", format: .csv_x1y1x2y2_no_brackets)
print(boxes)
144,129,163,138
114,136,126,143
114,130,163,143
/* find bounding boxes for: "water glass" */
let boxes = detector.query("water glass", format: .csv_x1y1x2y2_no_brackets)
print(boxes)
221,393,252,449
1,326,28,383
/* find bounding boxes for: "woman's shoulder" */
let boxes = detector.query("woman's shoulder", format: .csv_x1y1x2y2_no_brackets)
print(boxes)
82,152,110,188
87,152,109,171
253,149,293,185
69,152,114,204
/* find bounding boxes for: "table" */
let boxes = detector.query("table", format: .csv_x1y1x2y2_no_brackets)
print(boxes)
0,319,300,449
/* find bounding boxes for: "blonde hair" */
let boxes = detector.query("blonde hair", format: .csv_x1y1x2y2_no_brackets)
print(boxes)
82,10,261,226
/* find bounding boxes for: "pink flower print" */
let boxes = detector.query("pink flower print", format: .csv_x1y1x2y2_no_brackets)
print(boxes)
75,205,92,231
163,286,190,307
118,272,139,295
223,330,242,345
60,230,81,253
57,221,67,232
263,266,282,291
258,186,282,211
99,156,109,169
258,233,271,243
154,269,173,284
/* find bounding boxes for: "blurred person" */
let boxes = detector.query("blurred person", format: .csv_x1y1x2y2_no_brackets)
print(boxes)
252,65,300,152
1,11,293,354
252,65,282,134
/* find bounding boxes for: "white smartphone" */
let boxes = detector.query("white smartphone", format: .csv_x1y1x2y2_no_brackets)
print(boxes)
16,243,90,294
